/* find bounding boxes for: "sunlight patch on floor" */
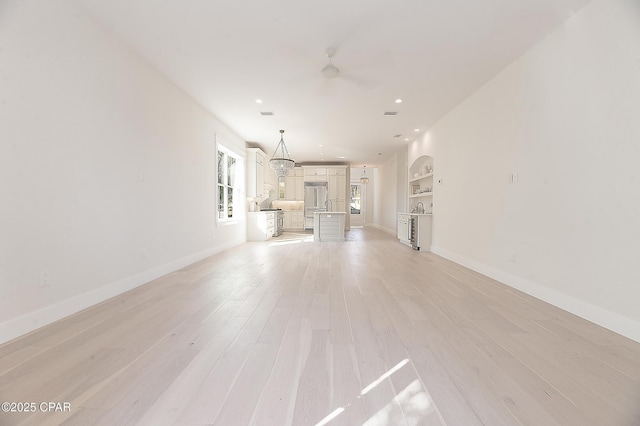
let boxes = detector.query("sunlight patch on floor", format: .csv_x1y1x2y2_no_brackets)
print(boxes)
314,358,437,426
364,379,438,426
361,359,410,396
269,234,314,246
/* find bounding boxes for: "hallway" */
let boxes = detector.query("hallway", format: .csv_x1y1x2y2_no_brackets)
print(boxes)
1,228,639,425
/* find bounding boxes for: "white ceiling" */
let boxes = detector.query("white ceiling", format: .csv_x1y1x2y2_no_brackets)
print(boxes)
72,0,590,166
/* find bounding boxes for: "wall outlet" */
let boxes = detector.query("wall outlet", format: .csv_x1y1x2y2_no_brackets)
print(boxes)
40,271,50,287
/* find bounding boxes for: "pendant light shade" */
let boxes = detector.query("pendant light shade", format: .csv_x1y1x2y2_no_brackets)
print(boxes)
360,165,370,183
269,130,295,177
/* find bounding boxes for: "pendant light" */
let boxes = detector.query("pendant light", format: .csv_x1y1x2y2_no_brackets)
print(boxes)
269,130,295,177
360,166,370,183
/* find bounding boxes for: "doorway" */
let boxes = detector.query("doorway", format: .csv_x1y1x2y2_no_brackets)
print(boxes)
350,183,364,227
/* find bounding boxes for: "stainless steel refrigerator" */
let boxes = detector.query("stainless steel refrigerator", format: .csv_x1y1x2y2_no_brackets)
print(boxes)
304,182,328,230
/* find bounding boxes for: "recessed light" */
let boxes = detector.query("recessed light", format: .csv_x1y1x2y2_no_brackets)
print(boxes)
395,99,402,103
256,99,263,104
404,138,409,141
337,156,345,159
377,152,382,155
319,145,323,147
414,128,420,132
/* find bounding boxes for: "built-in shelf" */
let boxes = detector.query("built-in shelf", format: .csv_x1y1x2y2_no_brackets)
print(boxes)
409,193,433,198
409,172,434,183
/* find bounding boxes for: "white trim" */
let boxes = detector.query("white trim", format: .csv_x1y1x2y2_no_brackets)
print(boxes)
216,141,243,225
0,241,238,346
431,245,640,344
367,223,395,235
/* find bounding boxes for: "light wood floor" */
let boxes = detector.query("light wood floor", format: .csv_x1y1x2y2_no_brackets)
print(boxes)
1,228,639,425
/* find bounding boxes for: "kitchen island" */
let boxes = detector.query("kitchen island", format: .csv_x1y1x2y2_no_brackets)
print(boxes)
313,212,346,242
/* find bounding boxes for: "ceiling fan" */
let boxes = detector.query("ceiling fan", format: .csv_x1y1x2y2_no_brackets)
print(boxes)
321,48,340,79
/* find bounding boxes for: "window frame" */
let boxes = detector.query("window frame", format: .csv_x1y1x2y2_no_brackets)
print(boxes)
216,141,242,225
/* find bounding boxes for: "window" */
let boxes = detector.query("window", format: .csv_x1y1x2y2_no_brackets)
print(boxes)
217,143,240,222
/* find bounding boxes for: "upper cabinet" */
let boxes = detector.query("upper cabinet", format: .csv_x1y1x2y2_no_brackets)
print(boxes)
408,155,434,213
284,167,304,200
327,166,348,212
246,148,266,198
303,167,327,182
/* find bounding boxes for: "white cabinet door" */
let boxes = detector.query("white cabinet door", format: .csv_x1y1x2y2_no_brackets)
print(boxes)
283,211,292,229
303,167,327,181
328,175,346,200
328,170,347,212
285,175,304,200
291,211,304,230
246,148,266,198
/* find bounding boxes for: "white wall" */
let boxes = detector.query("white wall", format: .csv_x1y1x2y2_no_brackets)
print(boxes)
409,0,640,341
0,0,247,344
372,148,408,234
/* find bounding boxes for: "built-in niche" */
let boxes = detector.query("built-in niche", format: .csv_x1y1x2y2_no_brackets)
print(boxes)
408,155,433,214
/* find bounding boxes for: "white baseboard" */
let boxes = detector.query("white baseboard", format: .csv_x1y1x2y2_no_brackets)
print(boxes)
367,223,395,235
431,245,640,343
0,241,239,346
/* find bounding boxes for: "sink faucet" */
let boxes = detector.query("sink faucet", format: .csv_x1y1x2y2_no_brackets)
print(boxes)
416,202,425,214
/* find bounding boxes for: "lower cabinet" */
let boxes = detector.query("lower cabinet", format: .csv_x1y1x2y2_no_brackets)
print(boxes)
247,212,276,241
283,211,304,231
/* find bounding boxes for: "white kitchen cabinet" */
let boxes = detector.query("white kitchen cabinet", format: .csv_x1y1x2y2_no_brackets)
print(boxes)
246,148,266,198
284,168,304,200
283,211,292,229
397,214,411,245
283,211,304,231
303,167,327,181
327,166,347,213
291,211,304,230
247,211,275,241
327,168,346,176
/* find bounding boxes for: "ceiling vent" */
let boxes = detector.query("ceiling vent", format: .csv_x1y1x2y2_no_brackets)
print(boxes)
384,111,398,116
393,134,402,138
260,111,274,116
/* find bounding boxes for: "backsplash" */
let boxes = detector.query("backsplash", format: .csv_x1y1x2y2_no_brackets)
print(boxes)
272,200,304,211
